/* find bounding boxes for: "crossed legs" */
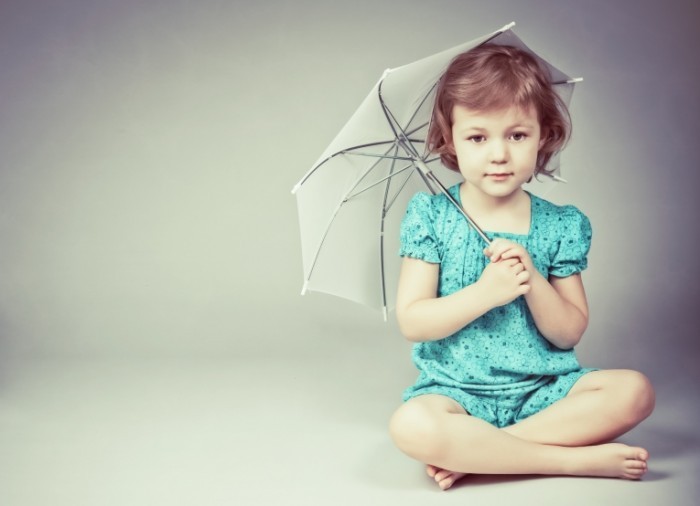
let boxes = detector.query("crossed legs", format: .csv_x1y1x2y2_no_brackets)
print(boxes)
389,369,655,490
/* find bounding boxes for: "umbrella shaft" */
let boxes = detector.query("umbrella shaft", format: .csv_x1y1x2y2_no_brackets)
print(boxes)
415,161,491,245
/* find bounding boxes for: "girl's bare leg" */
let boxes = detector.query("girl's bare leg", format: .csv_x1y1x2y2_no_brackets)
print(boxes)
390,370,655,490
503,370,655,445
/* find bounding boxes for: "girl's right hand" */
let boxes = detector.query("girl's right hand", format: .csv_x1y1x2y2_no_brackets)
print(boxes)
477,257,531,307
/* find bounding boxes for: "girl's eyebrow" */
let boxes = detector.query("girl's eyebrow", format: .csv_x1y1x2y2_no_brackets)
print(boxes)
511,122,538,129
455,122,537,134
455,125,487,133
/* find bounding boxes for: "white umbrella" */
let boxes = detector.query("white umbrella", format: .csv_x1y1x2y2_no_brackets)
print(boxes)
292,22,581,319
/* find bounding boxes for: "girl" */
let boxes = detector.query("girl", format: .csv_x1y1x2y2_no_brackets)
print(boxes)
388,45,655,491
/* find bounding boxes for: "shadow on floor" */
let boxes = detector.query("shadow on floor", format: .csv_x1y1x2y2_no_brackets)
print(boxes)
620,423,700,460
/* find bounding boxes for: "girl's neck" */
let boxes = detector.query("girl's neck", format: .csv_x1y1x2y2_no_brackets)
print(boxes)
459,184,531,234
459,183,527,211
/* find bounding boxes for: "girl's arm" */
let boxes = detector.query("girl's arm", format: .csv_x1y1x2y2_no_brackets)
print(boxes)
523,272,588,349
396,256,530,342
491,240,588,349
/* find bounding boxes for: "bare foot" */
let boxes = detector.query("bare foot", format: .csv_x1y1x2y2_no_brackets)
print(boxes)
567,443,649,480
425,443,648,489
426,464,467,490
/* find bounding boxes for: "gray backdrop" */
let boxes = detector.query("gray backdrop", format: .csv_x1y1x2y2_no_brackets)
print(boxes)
1,0,699,386
2,1,700,504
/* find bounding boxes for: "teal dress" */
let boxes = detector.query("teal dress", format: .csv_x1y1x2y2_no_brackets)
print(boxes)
399,184,595,428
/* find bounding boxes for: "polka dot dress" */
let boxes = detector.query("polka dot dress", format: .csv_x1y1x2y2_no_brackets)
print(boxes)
399,184,595,427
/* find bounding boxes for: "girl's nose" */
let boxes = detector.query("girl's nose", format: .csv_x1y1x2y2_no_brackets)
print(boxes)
490,140,508,164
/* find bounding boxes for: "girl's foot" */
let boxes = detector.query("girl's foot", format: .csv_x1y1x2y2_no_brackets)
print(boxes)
426,464,467,490
567,443,649,480
425,443,649,490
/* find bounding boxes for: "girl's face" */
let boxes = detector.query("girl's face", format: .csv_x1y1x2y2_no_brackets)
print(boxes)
451,104,543,200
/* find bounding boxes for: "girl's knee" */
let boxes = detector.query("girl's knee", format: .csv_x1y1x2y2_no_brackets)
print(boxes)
618,370,655,423
389,400,449,461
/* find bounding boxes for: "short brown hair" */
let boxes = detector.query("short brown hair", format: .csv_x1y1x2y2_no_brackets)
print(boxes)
427,45,571,174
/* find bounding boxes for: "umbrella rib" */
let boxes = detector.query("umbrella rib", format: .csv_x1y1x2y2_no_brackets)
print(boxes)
343,151,415,161
343,141,405,198
378,143,402,318
345,163,414,201
342,138,432,203
302,140,407,289
384,166,418,213
377,80,421,160
338,140,403,153
353,156,440,213
375,151,436,315
422,104,436,158
378,79,489,244
403,83,439,142
341,135,432,206
302,199,346,295
294,140,404,191
415,162,439,194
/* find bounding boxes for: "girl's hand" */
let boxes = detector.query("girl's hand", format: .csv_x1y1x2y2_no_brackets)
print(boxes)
484,239,535,273
477,257,530,308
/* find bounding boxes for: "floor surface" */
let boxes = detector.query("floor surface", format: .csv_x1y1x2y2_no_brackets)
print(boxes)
1,350,697,506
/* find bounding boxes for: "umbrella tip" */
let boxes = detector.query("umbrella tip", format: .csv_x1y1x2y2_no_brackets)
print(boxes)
291,183,301,194
501,21,516,32
301,280,309,296
567,77,584,84
383,307,388,322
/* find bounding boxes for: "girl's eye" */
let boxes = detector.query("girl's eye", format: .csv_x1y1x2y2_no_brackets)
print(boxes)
468,135,486,143
511,132,527,141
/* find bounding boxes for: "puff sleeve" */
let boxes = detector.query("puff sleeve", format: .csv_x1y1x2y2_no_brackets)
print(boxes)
399,192,441,263
549,206,592,277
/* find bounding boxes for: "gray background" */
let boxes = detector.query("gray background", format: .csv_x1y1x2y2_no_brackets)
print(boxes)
1,0,699,505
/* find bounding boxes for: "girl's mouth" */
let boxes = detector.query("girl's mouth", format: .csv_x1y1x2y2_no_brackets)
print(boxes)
485,173,512,181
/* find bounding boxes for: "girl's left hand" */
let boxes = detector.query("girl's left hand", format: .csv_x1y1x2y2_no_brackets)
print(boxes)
484,239,535,272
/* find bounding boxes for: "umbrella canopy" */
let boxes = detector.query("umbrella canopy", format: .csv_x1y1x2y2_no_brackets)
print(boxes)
292,22,580,319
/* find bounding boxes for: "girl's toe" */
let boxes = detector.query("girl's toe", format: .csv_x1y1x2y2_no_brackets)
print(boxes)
438,476,455,490
434,469,451,482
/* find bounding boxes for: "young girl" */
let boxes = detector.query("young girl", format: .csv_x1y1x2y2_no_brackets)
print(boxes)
389,45,655,491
